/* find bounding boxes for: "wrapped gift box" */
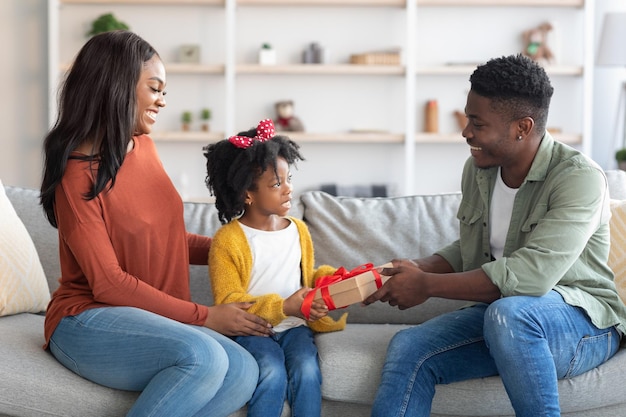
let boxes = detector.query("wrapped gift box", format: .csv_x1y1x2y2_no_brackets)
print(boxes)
312,263,392,310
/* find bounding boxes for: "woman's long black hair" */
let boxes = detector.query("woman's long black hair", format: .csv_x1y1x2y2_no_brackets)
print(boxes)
40,30,159,228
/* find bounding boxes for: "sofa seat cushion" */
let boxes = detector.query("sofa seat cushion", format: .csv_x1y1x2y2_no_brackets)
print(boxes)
317,324,626,415
317,323,412,403
0,313,137,417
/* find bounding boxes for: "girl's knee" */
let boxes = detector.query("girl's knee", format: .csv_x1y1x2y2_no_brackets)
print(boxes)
289,357,321,385
258,358,288,386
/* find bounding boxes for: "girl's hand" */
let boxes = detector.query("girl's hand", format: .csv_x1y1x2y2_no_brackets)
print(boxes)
204,302,273,336
307,298,329,322
284,287,329,321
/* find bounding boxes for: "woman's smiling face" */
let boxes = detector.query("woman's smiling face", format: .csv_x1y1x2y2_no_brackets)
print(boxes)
135,55,166,135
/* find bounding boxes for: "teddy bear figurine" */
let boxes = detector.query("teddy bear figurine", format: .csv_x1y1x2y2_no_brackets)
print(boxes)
522,22,554,65
273,100,304,132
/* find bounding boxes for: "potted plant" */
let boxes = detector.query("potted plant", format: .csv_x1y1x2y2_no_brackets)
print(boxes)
200,108,211,132
181,111,192,131
87,13,129,37
259,43,276,66
616,149,626,171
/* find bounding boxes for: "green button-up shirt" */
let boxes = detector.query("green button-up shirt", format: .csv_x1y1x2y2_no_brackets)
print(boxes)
437,132,626,333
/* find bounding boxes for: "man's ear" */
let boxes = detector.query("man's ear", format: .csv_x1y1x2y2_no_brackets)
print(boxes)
517,116,535,137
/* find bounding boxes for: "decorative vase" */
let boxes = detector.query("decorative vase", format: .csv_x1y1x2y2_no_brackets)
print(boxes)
259,48,276,65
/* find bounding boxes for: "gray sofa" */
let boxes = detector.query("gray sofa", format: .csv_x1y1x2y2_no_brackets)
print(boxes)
3,170,626,417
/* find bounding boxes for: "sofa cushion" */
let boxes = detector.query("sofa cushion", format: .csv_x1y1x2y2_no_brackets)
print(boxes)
301,191,468,324
5,185,61,295
0,180,50,316
316,324,626,415
0,313,138,416
609,199,626,303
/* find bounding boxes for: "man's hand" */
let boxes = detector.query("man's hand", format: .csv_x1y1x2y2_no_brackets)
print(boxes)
363,259,429,310
204,302,273,337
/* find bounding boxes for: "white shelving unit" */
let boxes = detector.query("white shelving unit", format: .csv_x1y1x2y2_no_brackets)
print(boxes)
48,0,591,199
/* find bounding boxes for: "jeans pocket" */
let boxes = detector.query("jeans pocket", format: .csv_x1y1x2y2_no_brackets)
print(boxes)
565,331,613,378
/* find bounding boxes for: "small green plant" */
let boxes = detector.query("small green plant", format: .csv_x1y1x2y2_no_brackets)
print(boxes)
181,111,192,131
617,149,626,162
261,43,272,50
200,109,211,132
87,13,130,37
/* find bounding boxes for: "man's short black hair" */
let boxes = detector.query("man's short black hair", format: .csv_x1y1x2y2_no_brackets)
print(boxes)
469,54,554,133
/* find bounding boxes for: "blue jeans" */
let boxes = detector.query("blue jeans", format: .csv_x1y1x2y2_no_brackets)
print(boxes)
371,290,621,417
49,307,259,417
235,325,322,417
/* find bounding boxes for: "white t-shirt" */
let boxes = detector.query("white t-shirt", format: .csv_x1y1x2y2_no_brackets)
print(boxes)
239,219,306,332
490,167,519,260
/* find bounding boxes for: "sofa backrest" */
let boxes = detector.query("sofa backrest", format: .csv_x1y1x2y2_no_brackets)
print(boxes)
5,169,626,326
300,190,469,324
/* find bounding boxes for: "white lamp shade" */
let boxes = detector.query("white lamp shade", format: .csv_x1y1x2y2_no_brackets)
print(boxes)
597,13,626,66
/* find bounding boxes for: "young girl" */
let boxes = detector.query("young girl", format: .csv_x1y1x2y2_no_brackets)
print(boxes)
204,119,347,417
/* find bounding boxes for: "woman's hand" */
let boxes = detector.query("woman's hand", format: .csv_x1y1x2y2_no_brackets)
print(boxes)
283,287,328,321
204,302,273,337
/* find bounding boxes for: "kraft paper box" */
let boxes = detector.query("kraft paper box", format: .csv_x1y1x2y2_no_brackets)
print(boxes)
312,263,392,309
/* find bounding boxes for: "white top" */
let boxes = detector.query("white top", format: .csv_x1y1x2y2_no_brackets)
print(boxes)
490,167,519,260
239,219,306,332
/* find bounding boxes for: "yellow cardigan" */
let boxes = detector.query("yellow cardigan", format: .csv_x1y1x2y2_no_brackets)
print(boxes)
208,217,347,333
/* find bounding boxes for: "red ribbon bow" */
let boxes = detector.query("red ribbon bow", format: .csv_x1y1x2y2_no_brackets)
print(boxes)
300,263,381,320
228,118,276,149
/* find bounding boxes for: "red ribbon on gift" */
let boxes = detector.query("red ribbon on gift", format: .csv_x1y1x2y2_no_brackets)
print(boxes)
300,263,382,320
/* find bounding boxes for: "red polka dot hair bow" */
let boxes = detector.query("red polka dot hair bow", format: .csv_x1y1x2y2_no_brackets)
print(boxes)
229,118,276,149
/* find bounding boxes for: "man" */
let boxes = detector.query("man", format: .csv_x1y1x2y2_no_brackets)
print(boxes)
364,54,626,417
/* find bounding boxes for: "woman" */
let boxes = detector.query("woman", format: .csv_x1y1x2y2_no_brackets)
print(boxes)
40,30,272,417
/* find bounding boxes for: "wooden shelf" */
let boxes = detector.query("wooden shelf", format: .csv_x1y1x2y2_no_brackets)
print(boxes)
62,63,579,77
238,0,405,6
61,0,582,4
418,65,583,76
237,64,405,76
289,132,404,143
151,131,225,142
61,0,224,4
166,63,225,75
151,131,402,143
417,0,583,7
150,131,581,145
60,62,225,75
415,132,582,145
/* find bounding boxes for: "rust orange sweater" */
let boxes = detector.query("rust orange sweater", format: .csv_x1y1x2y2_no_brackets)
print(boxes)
43,135,211,347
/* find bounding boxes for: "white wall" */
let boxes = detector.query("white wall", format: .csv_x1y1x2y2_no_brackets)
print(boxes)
1,0,624,197
593,0,626,170
0,0,48,189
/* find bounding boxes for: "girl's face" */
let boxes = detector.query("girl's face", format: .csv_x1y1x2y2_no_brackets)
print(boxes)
247,156,293,218
135,55,166,135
